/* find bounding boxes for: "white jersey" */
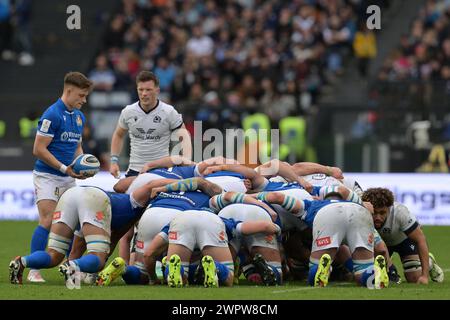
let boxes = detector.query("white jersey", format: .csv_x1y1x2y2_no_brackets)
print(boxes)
377,202,418,247
118,100,183,171
303,173,343,187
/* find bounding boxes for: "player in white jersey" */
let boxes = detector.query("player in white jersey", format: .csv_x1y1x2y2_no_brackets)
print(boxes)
109,71,192,178
362,188,444,284
109,71,192,262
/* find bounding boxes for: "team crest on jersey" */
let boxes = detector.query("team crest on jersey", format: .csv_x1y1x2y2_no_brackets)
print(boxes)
153,115,161,123
76,115,82,126
316,236,331,247
53,211,61,221
169,231,178,240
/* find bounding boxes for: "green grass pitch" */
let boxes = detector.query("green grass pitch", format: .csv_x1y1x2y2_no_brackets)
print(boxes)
0,221,449,300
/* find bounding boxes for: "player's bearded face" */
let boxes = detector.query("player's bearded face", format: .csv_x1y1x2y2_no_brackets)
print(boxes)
372,207,389,228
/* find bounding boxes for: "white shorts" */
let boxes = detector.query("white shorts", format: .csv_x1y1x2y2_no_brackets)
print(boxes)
311,202,374,254
219,204,278,252
52,186,112,235
168,210,228,251
205,176,247,193
126,173,166,194
33,171,76,203
135,207,182,254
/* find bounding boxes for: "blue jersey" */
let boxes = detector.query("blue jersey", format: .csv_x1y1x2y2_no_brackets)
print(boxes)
149,191,211,211
204,170,245,179
263,181,321,196
34,98,85,176
146,166,196,179
147,168,184,179
104,192,146,230
302,199,358,228
220,217,241,241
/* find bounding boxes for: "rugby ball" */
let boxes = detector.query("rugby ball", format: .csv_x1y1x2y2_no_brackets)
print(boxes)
71,154,100,177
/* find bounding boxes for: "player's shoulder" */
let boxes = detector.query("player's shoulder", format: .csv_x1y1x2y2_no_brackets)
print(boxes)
392,202,412,217
121,101,140,113
157,100,179,114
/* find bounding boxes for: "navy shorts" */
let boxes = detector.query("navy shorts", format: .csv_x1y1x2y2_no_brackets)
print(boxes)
125,169,140,177
387,238,418,258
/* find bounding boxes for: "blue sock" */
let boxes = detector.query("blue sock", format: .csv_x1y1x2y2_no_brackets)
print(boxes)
360,267,375,288
308,264,318,286
24,251,52,269
188,264,198,284
122,265,141,285
215,261,230,284
66,238,74,258
268,265,282,285
30,225,49,253
344,258,354,272
73,255,101,273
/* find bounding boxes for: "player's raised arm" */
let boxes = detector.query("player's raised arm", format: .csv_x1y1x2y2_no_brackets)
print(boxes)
292,162,344,179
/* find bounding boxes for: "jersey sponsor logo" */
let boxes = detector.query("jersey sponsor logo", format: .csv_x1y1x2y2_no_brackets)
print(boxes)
60,131,81,142
316,236,331,247
169,231,178,240
136,240,144,249
410,244,415,250
153,115,161,123
41,119,51,133
76,115,82,126
219,230,226,241
133,128,159,140
312,174,327,180
53,211,61,220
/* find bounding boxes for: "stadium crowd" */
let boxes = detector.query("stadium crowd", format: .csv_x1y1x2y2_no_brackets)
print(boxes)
377,0,450,83
89,0,388,130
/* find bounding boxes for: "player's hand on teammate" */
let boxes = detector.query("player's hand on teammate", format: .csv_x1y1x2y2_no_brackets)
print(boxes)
297,178,313,194
363,201,374,214
109,163,121,179
140,163,155,173
150,186,166,199
202,165,223,176
330,167,344,180
66,165,88,180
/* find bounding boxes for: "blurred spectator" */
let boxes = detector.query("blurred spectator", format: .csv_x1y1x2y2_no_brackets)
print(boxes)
0,0,13,61
186,24,214,58
89,54,116,91
13,0,34,66
154,56,176,92
353,23,377,78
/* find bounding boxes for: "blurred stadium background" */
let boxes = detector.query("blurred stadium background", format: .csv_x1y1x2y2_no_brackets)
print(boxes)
0,0,449,219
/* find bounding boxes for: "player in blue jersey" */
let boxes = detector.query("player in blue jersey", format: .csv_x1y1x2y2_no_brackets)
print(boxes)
96,178,276,286
9,177,218,287
141,191,280,288
28,72,93,283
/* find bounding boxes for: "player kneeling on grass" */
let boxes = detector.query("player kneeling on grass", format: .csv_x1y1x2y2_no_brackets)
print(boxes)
362,188,444,284
294,187,389,289
8,178,211,286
